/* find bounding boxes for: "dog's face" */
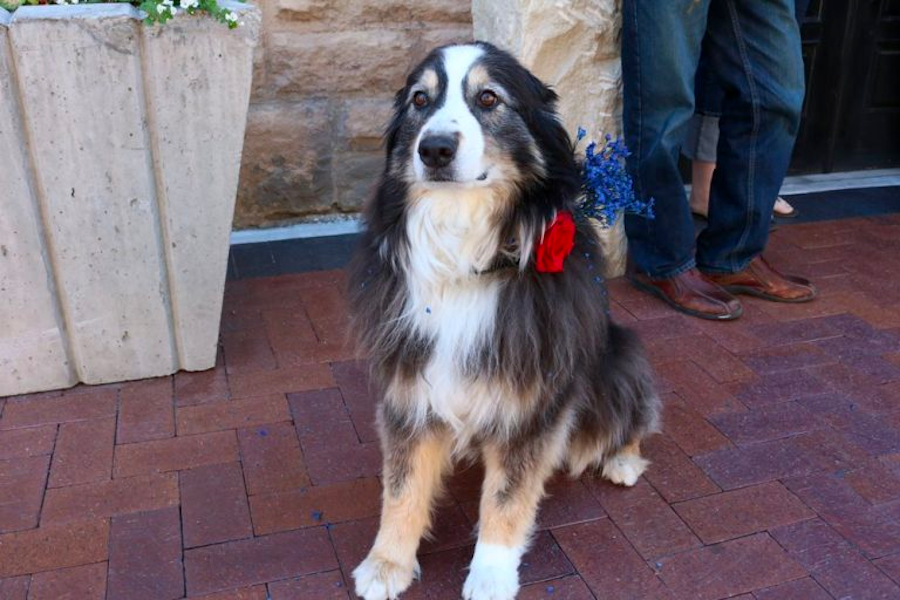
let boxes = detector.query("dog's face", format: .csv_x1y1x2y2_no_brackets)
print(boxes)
386,43,560,192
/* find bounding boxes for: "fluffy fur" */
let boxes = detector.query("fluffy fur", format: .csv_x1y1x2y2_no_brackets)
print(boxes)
348,42,660,600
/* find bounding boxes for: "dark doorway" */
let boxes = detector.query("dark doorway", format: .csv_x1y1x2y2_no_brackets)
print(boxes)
792,0,900,173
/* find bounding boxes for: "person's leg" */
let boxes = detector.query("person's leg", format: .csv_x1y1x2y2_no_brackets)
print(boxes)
621,0,711,279
695,0,805,273
689,160,716,217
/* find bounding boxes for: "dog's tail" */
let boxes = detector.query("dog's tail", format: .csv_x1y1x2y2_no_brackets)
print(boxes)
607,322,661,437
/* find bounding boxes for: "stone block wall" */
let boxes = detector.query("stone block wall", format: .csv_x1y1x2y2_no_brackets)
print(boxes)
234,0,473,229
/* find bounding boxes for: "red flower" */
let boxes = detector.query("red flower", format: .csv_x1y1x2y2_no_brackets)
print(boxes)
535,210,576,273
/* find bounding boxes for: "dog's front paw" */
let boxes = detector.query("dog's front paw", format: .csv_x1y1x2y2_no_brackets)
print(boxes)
462,564,519,600
601,453,649,487
353,553,419,600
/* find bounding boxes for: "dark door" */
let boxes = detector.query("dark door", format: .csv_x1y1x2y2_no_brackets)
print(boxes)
792,0,900,173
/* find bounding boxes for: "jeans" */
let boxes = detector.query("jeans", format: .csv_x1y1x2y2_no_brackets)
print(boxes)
621,0,805,278
687,0,811,161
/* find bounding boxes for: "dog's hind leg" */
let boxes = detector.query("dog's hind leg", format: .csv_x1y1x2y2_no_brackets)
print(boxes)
601,439,649,487
463,437,562,600
354,424,452,600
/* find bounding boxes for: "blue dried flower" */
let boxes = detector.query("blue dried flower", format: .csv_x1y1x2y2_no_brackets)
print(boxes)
575,129,654,228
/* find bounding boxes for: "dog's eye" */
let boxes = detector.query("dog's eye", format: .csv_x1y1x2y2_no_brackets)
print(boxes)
412,91,429,108
478,90,499,108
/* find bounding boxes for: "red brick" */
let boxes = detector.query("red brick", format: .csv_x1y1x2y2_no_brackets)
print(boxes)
519,575,594,600
875,554,900,586
401,545,471,600
268,570,348,600
0,576,28,600
844,460,900,504
642,434,720,502
0,455,49,532
672,481,814,544
184,528,338,596
608,300,637,323
694,430,867,490
114,430,238,478
49,417,115,488
742,343,835,374
661,394,731,456
221,328,276,375
583,478,699,559
709,401,826,445
191,586,269,600
262,306,320,367
772,518,900,600
107,507,182,600
237,421,309,495
249,477,381,536
534,475,606,529
289,387,351,437
0,425,56,459
734,369,832,407
749,318,843,346
419,502,477,555
752,577,832,600
181,462,253,548
446,462,485,503
42,473,179,525
177,394,290,436
228,364,335,400
552,519,674,600
0,520,109,578
653,361,746,415
300,427,381,485
656,533,805,600
329,517,378,577
28,562,107,600
0,390,117,429
331,360,379,443
117,377,174,444
628,314,701,340
298,284,348,324
174,364,230,407
784,472,900,559
518,530,576,584
309,318,356,363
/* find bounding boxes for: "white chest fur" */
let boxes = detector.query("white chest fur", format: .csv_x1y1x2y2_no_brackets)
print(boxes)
397,187,513,437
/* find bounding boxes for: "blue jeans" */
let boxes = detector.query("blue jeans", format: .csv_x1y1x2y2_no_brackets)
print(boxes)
622,0,805,278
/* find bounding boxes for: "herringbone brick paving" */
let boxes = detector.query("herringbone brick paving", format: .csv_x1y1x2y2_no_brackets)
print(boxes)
2,215,900,599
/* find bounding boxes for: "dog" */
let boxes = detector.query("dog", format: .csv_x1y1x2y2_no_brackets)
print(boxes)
347,42,660,600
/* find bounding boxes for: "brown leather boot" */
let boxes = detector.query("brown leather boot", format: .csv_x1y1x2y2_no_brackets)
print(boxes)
629,268,743,320
704,256,817,303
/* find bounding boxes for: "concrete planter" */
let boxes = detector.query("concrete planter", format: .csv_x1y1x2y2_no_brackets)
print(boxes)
0,3,260,396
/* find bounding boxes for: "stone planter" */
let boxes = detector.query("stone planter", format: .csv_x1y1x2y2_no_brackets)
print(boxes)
0,2,260,396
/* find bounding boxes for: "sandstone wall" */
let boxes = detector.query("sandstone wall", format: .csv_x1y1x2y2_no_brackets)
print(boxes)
234,0,473,229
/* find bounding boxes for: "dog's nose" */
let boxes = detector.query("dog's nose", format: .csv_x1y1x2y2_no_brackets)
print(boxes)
418,135,458,169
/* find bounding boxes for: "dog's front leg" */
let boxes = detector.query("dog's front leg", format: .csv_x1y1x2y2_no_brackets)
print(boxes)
354,420,452,600
463,441,556,600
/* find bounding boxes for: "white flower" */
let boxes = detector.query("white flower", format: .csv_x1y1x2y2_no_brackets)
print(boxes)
181,0,198,9
225,11,237,22
156,3,166,13
56,0,67,5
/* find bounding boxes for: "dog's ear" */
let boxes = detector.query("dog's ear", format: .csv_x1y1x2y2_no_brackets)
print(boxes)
525,71,559,109
383,85,409,156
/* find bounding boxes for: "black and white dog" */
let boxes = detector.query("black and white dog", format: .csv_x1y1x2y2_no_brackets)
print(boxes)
348,42,660,600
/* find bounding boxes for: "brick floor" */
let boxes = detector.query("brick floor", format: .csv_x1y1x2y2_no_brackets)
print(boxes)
1,216,900,598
